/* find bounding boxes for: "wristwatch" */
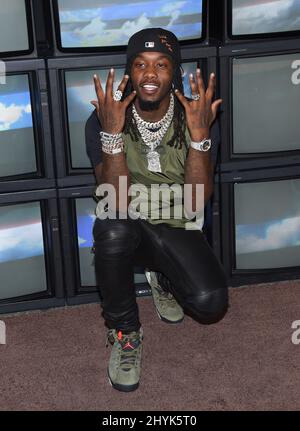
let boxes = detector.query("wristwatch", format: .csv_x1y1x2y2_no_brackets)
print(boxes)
190,138,211,152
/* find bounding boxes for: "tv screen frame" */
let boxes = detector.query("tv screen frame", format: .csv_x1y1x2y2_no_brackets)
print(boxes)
220,165,300,287
0,0,37,59
58,186,151,306
224,0,300,44
47,45,218,187
218,38,300,173
49,0,210,57
0,189,65,314
0,59,56,193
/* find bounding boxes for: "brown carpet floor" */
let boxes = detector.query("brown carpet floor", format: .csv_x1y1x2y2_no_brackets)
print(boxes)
1,280,300,411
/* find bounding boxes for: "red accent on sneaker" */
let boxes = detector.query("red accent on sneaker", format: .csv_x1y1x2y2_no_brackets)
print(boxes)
123,342,135,350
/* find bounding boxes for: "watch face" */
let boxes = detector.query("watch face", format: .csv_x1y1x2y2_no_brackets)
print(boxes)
202,140,211,151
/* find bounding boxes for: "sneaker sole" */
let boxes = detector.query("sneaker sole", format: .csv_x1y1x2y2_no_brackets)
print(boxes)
107,370,139,392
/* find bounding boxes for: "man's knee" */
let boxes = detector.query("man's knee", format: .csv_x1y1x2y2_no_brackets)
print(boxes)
93,218,140,257
183,286,229,324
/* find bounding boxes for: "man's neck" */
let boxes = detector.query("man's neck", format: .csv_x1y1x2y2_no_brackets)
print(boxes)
134,93,171,122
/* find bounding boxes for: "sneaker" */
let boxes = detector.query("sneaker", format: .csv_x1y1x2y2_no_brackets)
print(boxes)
145,270,184,324
106,327,143,392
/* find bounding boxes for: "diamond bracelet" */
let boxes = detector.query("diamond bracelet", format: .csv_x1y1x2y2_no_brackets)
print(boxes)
100,131,124,155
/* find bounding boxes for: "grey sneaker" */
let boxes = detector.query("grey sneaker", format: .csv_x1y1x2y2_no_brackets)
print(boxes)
106,327,143,392
145,270,184,324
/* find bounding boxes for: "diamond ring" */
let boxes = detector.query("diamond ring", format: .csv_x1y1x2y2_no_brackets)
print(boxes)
191,93,200,101
113,90,123,101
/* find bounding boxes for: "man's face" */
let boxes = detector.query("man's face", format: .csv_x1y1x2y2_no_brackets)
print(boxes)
130,51,173,107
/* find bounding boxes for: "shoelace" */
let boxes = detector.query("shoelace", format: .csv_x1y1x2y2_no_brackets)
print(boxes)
106,330,142,371
155,286,175,301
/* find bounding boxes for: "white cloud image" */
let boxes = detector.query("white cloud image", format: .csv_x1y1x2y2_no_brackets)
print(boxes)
74,16,107,39
159,1,186,26
0,102,31,131
233,0,297,34
74,13,150,46
0,222,43,262
236,215,300,254
78,236,87,245
24,104,31,113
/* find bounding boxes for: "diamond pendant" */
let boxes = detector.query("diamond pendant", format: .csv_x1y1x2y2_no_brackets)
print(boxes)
147,150,161,172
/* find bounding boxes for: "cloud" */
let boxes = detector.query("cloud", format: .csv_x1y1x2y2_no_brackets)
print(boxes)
159,1,187,26
73,13,150,46
0,102,23,129
78,236,87,245
0,102,31,131
236,215,300,254
74,16,106,38
233,0,297,34
24,104,31,114
0,223,43,262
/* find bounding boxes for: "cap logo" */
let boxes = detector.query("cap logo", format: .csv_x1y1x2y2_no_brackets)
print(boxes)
159,35,173,53
145,41,155,48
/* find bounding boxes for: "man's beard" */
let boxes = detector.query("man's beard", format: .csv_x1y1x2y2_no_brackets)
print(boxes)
138,99,161,111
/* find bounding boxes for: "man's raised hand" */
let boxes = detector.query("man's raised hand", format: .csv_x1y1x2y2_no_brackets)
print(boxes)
174,68,222,141
90,69,136,134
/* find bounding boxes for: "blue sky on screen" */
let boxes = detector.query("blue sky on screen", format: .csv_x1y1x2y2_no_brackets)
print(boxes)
233,0,300,35
58,0,202,47
0,221,44,263
0,77,33,132
77,214,96,248
236,215,300,254
0,203,45,263
66,68,125,122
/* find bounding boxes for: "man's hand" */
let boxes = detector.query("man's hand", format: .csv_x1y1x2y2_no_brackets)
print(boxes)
90,69,136,134
174,68,222,142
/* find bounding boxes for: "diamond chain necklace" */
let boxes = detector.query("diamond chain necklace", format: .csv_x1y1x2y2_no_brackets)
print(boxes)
132,93,174,172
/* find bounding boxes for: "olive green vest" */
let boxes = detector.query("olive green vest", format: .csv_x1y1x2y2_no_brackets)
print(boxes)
122,122,204,230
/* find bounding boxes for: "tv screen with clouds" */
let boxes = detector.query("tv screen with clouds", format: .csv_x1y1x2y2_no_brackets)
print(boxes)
232,52,300,154
0,202,47,300
234,178,300,270
232,0,300,36
57,0,203,49
0,74,37,178
0,0,29,54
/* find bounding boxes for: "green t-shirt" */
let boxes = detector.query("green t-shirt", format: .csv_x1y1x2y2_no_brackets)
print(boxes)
121,121,204,230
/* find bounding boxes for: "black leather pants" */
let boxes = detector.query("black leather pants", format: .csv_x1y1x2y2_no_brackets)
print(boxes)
93,216,229,332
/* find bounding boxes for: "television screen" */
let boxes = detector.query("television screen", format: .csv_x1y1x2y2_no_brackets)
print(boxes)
0,0,30,54
64,61,198,169
56,0,203,49
65,67,125,168
0,73,37,178
231,0,300,36
232,52,300,154
75,197,147,286
234,178,300,269
0,201,47,300
75,197,97,286
182,61,198,97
